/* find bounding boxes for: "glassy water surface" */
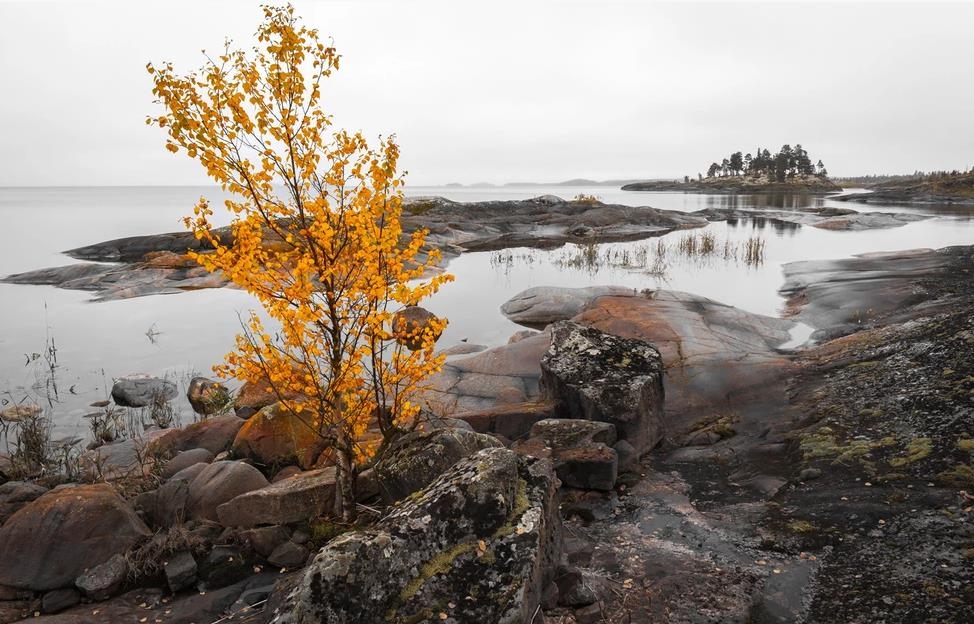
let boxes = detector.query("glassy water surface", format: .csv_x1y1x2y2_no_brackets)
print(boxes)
1,185,972,437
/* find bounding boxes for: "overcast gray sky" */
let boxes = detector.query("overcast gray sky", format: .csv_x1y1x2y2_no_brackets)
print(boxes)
1,0,972,186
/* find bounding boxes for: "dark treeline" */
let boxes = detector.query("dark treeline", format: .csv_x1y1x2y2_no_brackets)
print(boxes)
836,168,974,186
701,144,828,182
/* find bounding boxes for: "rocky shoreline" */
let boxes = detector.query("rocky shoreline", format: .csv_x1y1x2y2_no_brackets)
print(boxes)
834,189,974,206
3,243,971,622
1,194,933,302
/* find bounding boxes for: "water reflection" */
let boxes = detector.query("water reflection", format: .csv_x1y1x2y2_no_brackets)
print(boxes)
704,192,826,211
725,216,801,236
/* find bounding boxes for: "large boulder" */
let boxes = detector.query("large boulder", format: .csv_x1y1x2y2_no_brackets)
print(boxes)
110,374,177,408
217,467,339,527
372,428,503,504
0,484,150,591
231,403,328,470
272,448,561,624
572,291,794,434
185,461,270,523
540,321,665,456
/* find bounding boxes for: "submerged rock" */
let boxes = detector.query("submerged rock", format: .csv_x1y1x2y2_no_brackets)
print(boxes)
540,321,665,456
271,447,561,624
0,483,150,591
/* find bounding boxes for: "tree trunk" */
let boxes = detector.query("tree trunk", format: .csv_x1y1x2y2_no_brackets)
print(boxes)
334,433,357,523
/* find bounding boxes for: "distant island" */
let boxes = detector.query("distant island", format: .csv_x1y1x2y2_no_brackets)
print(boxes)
623,144,841,193
834,168,974,205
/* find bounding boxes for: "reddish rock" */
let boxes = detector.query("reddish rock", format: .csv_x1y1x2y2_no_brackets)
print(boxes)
230,403,328,470
150,414,245,457
0,484,150,591
514,419,619,491
233,377,302,418
0,481,48,525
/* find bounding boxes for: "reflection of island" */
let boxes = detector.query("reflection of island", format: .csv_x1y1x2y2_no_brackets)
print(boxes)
623,144,841,193
726,216,801,236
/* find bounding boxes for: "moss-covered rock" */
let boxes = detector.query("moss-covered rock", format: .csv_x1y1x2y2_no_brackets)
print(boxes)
540,321,665,455
372,428,503,504
272,448,561,624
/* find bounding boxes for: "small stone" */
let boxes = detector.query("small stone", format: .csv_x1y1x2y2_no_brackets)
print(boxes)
799,468,822,481
391,306,443,351
200,546,248,589
267,541,310,569
164,551,197,593
75,554,128,600
41,588,80,614
240,526,290,558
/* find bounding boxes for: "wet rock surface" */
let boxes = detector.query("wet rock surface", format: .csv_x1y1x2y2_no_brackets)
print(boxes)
781,246,970,339
501,285,637,326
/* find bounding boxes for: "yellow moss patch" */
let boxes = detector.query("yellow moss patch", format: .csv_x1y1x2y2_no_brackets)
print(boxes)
889,438,933,468
788,520,816,533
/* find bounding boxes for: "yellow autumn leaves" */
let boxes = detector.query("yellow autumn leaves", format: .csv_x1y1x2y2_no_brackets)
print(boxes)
148,4,452,519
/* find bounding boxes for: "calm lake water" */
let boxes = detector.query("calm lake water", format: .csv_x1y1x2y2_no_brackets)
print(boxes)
2,185,973,439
